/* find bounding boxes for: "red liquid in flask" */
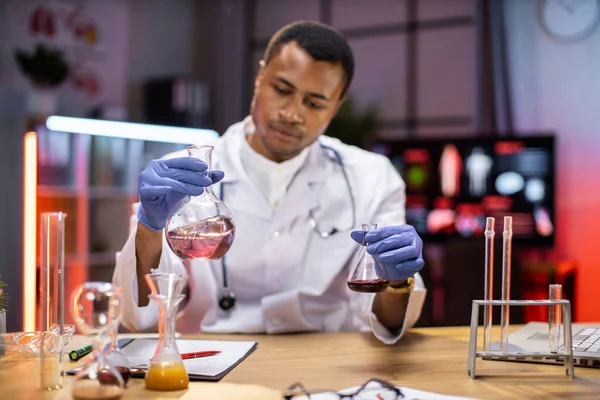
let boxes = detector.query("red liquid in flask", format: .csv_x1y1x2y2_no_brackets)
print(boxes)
97,366,130,386
116,366,131,385
166,216,235,260
347,279,390,293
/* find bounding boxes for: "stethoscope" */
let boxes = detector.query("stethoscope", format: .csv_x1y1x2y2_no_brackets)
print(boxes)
216,143,356,311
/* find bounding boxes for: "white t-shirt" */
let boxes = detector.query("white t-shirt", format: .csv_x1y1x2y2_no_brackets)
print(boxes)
239,119,310,210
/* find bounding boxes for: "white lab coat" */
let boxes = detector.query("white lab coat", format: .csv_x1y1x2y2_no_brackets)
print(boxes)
113,118,426,345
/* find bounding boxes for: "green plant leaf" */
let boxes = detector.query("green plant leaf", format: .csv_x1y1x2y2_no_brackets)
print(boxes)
14,43,69,88
325,97,379,148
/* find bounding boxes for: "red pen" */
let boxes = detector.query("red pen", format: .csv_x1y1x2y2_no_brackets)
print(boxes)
181,350,221,360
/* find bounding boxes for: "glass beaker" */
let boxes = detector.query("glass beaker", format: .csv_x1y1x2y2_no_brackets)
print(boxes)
103,287,131,386
71,282,125,400
165,145,236,260
347,224,390,293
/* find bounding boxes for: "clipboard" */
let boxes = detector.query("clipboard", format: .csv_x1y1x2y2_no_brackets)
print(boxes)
66,338,257,382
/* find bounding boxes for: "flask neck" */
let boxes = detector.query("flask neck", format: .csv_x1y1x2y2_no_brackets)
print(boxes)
187,145,214,170
155,297,182,351
188,145,217,200
360,223,377,245
189,184,219,202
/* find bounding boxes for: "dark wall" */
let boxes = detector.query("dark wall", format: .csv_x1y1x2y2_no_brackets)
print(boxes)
0,118,26,331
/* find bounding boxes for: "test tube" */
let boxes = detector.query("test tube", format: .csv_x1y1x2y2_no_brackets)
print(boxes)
500,216,512,353
483,217,495,352
549,284,563,353
40,212,67,390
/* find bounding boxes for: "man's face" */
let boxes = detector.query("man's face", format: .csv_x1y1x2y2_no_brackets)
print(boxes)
250,41,346,162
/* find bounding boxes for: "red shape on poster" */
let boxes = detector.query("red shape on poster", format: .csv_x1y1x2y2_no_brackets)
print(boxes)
30,5,56,37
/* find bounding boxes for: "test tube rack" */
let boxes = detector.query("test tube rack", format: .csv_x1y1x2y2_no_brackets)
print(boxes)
467,299,574,379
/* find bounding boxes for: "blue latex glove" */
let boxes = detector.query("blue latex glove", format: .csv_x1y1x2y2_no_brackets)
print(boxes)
137,157,225,230
350,225,424,282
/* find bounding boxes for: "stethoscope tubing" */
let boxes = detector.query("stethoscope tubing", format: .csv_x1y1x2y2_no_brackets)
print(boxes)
216,143,354,311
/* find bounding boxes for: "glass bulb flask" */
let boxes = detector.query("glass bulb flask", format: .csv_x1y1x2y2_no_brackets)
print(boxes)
71,282,125,400
347,224,390,293
165,145,235,260
144,273,189,391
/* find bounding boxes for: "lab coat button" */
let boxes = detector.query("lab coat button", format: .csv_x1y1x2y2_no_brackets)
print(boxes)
272,231,280,238
271,316,283,325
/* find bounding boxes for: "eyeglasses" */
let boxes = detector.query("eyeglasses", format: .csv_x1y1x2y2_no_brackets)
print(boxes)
283,378,404,399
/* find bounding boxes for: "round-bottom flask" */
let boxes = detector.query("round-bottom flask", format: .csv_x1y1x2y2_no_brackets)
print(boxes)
165,145,235,261
347,224,390,293
145,294,189,391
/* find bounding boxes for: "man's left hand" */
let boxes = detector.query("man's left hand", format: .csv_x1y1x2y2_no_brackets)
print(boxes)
350,225,424,282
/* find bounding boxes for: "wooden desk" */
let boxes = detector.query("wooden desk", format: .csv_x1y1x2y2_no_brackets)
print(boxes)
1,326,600,399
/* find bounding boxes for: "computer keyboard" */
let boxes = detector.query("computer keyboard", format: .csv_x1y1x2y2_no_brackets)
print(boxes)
571,328,600,352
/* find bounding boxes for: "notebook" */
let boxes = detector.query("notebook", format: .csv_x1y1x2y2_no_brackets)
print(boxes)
67,338,257,382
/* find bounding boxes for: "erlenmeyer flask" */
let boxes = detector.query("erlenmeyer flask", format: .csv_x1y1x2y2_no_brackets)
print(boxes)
144,273,189,391
165,145,236,260
347,224,390,293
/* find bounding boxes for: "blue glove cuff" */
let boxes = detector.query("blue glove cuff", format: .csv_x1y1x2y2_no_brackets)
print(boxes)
137,204,165,231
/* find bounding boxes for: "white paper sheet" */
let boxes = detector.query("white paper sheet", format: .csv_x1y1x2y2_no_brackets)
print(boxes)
292,385,480,400
120,338,257,378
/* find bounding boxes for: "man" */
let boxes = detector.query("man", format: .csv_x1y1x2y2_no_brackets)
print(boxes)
113,20,426,345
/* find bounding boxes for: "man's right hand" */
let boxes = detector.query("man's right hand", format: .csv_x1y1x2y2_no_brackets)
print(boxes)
137,157,225,230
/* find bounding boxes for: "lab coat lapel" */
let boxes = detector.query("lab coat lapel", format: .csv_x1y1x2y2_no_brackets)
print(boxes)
274,142,328,226
213,123,273,220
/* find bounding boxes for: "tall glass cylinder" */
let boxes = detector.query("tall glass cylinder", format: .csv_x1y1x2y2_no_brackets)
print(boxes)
40,212,66,390
483,217,495,351
500,216,513,352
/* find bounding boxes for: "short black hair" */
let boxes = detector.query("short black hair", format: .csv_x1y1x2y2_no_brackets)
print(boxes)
262,20,354,99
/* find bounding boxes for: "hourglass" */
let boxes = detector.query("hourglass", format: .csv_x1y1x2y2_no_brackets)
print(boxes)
103,287,131,386
71,282,125,400
165,145,235,260
144,272,189,391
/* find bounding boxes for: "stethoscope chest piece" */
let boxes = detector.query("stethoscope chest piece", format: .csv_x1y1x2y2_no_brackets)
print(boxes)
219,290,236,311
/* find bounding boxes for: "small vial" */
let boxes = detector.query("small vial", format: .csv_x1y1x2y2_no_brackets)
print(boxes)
549,284,562,354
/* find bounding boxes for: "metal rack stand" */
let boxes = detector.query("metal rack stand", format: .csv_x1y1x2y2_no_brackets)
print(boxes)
467,299,574,379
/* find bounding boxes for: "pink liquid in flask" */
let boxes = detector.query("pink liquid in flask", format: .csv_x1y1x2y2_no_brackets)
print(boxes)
166,216,235,260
